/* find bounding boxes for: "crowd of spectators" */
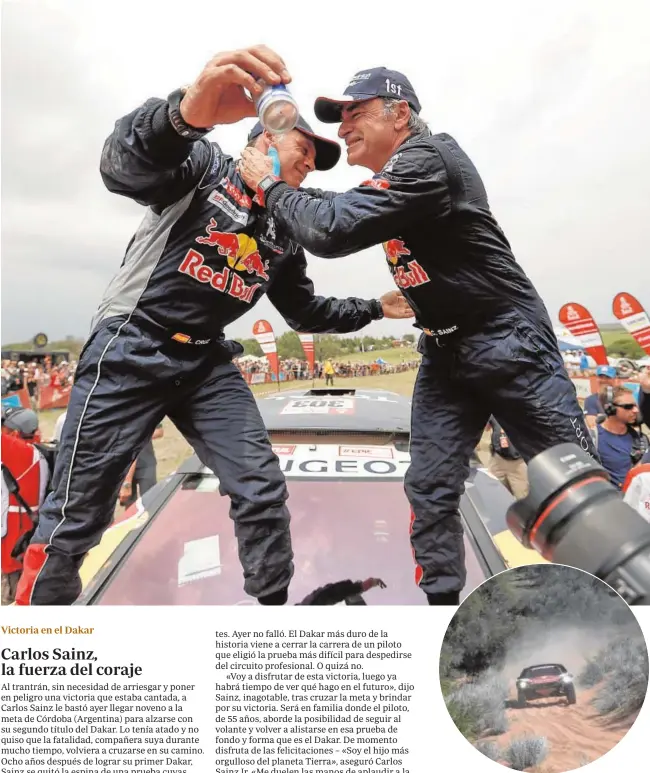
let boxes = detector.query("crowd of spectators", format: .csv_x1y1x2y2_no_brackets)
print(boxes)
1,357,76,410
235,355,420,381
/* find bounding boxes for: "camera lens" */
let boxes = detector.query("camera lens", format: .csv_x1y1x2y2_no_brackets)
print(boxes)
506,443,650,604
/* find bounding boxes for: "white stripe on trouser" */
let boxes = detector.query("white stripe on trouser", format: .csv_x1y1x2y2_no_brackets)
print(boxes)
27,319,132,603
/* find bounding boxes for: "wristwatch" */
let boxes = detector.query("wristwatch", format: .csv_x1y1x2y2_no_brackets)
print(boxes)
167,88,212,140
255,174,282,207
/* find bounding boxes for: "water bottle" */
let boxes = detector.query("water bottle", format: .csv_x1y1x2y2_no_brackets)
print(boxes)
255,84,299,134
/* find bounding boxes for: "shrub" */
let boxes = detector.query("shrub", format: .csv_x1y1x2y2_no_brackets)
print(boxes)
475,740,501,761
578,658,603,688
579,637,648,719
504,735,549,770
446,673,509,739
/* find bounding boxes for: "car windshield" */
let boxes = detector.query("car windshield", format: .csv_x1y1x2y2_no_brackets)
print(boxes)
523,666,563,678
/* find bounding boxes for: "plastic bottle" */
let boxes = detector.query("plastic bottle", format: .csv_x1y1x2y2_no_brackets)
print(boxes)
256,84,299,134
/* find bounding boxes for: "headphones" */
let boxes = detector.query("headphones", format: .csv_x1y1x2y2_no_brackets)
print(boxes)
602,385,617,416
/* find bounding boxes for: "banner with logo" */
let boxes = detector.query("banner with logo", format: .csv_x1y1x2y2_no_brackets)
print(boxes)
558,302,608,365
252,320,279,383
612,292,650,356
298,334,315,374
39,384,72,410
1,388,31,411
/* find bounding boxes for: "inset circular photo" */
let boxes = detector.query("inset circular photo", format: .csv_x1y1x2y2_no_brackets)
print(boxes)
440,564,648,771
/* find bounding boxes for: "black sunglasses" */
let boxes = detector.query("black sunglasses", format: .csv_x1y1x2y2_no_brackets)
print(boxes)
613,402,637,410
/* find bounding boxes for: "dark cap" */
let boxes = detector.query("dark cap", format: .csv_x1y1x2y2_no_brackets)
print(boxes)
1,406,39,438
247,116,341,171
314,67,422,124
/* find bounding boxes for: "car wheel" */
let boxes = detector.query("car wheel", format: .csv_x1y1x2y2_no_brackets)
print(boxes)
566,685,577,705
517,690,527,708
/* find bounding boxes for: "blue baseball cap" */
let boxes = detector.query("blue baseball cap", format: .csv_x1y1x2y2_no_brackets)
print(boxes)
314,67,422,124
247,116,341,171
1,405,39,438
596,365,617,378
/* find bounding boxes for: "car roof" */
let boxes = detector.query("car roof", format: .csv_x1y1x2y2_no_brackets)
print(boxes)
521,663,567,672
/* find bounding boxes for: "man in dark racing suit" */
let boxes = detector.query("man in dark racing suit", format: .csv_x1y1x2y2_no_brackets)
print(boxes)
15,47,412,606
240,66,598,606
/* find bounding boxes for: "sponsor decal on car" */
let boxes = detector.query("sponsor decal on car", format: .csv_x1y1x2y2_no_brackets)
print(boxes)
272,445,297,455
280,398,355,415
338,446,394,459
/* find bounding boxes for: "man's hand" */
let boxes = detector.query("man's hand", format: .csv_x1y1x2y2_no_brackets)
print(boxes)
180,45,291,128
361,578,387,592
380,290,415,319
640,366,650,394
239,146,274,189
118,481,132,507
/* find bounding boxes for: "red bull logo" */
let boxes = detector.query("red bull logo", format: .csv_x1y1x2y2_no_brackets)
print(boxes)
196,220,269,281
391,260,431,290
383,239,411,265
178,249,262,304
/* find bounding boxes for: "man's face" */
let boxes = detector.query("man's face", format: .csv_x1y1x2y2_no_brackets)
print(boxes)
598,376,614,390
338,99,402,170
272,130,316,188
613,392,639,425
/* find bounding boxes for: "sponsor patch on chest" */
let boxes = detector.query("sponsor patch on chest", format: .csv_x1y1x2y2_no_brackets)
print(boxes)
206,176,252,225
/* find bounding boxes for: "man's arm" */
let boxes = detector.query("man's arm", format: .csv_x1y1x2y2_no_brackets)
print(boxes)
262,144,451,257
119,460,137,506
99,97,216,209
266,247,384,333
299,187,337,201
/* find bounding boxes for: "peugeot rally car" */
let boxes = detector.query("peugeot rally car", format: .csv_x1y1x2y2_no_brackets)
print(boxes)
516,664,577,707
75,388,545,606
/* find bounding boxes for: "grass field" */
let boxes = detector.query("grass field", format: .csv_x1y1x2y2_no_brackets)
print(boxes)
331,346,418,364
600,329,624,348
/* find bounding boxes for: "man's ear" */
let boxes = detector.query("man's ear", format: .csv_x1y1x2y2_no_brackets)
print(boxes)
256,131,275,153
393,101,411,131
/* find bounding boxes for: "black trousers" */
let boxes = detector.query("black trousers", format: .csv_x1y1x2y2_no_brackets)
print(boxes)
406,310,597,596
16,316,293,605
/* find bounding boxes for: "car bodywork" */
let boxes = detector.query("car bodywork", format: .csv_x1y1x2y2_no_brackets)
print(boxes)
75,387,546,606
516,663,577,706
